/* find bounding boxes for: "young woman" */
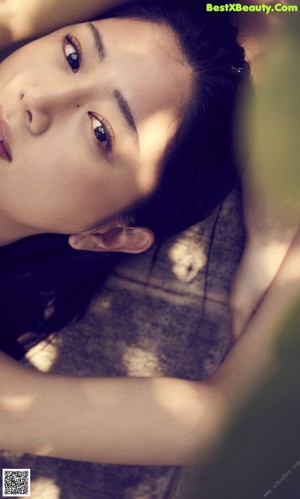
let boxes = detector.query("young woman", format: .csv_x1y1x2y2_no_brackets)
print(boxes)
0,0,248,357
0,0,298,467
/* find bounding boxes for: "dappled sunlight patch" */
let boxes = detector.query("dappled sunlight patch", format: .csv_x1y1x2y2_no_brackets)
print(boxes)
124,482,154,499
2,393,33,413
90,295,112,314
122,346,163,376
30,476,60,499
148,377,221,462
25,335,61,373
2,450,25,460
168,236,206,282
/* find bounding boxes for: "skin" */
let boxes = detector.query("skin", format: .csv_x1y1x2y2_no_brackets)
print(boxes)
0,0,298,468
1,1,295,324
0,0,130,52
0,17,192,250
0,229,299,465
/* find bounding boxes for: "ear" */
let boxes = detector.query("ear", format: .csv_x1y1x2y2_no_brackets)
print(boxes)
68,226,154,254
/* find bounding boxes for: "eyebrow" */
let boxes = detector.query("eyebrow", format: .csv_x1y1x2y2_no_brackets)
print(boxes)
88,22,106,60
113,89,139,148
88,22,140,149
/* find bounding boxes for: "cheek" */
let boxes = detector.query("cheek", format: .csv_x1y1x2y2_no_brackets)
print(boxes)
34,153,100,209
0,34,60,90
1,46,42,80
138,114,174,191
8,145,103,228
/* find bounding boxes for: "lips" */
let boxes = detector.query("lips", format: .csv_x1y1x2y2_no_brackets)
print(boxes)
0,114,12,162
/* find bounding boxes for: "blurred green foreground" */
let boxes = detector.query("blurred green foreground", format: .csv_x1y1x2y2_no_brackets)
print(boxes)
186,12,300,499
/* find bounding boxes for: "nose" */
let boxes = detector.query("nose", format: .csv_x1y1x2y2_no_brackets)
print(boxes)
21,83,89,135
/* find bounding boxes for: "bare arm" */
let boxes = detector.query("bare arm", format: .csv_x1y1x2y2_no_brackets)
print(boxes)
229,7,299,338
230,170,299,338
0,353,219,466
0,0,133,52
0,231,299,466
213,229,300,401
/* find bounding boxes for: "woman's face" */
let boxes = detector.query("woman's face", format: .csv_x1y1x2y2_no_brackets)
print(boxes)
0,18,191,235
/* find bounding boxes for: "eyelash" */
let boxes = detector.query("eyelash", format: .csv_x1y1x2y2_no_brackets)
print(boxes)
63,34,83,73
88,112,114,155
62,33,114,156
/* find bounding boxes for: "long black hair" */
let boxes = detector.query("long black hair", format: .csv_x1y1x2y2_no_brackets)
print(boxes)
102,0,250,238
0,0,251,358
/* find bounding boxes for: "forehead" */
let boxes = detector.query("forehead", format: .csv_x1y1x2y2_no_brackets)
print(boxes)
95,17,190,105
93,17,192,172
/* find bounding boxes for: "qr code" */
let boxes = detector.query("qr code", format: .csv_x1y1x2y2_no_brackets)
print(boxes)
2,469,30,497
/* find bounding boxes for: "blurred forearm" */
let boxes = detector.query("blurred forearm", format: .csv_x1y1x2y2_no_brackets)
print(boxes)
213,229,300,402
0,0,132,52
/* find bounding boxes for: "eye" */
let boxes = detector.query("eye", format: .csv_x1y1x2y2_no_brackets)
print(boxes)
89,112,114,155
63,34,82,73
